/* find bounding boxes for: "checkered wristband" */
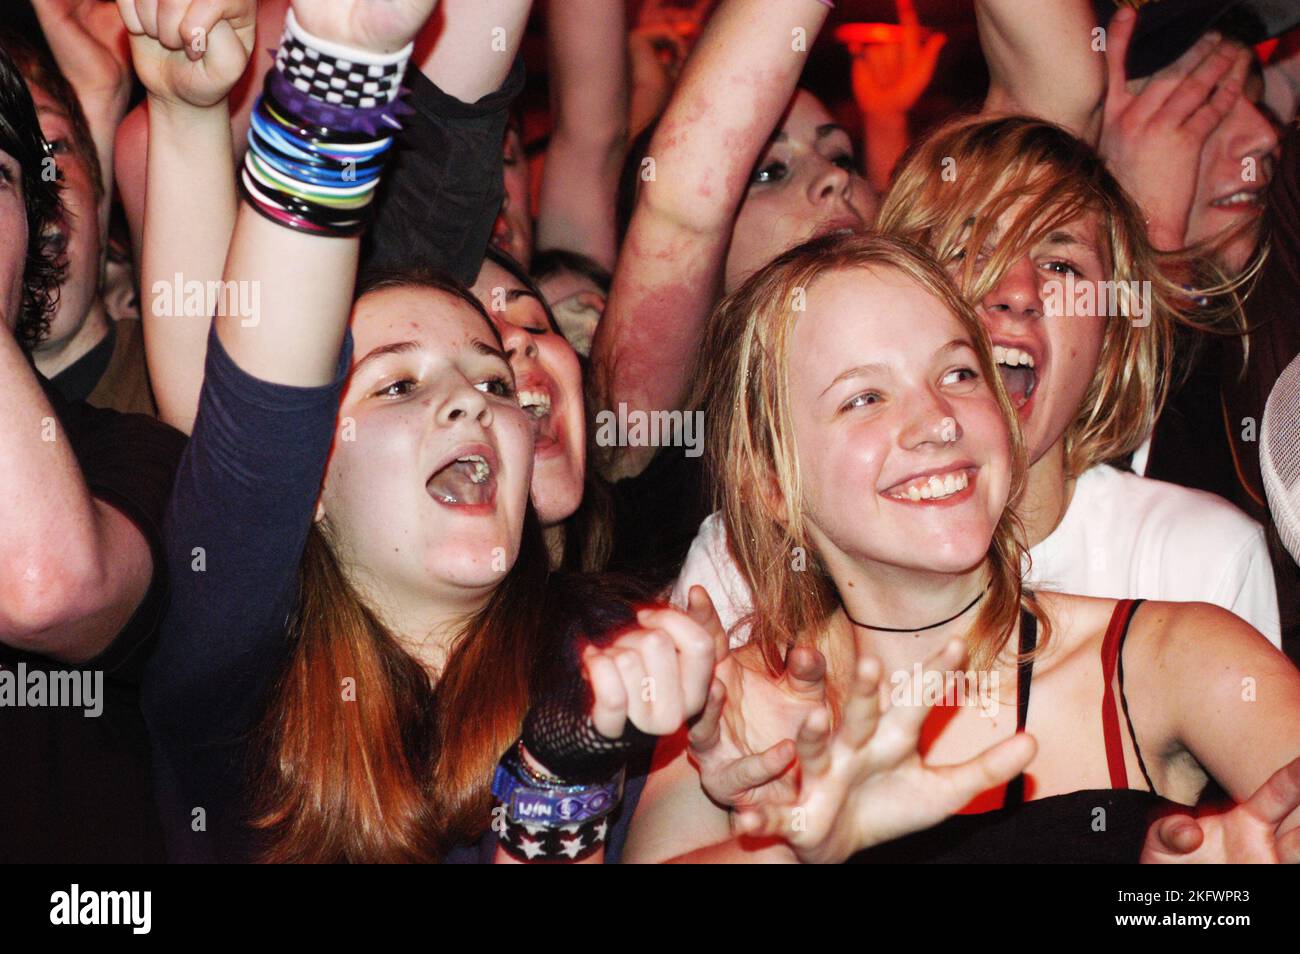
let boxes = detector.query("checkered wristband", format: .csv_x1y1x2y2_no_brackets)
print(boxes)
276,8,412,109
495,810,610,863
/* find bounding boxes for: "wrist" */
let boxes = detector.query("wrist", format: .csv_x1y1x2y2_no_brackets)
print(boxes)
284,8,415,63
147,95,232,139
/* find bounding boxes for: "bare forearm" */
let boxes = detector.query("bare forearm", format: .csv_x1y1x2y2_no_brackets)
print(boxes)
977,0,1103,140
642,0,829,233
0,333,132,655
536,0,629,268
416,0,531,103
590,0,828,474
863,110,908,194
141,99,238,433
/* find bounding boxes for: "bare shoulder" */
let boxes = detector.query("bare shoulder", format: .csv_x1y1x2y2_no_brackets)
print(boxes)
1130,600,1286,674
1026,591,1120,668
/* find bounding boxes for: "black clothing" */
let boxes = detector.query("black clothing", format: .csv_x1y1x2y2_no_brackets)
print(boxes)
362,58,526,287
0,375,185,862
853,600,1180,863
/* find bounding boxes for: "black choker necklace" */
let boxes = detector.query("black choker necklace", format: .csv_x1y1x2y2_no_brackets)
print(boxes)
843,585,989,633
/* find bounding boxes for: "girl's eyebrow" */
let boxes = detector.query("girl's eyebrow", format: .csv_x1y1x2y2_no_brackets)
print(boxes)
815,123,851,141
473,339,510,363
818,338,974,398
354,339,419,374
821,361,889,397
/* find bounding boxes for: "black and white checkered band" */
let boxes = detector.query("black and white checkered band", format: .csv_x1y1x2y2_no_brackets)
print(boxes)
276,10,409,109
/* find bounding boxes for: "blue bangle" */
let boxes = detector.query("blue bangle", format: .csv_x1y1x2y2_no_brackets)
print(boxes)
492,743,624,829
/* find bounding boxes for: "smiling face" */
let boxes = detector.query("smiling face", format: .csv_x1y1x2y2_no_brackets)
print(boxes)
471,259,586,526
317,286,534,622
725,90,878,292
1183,53,1279,274
787,267,1012,578
28,82,100,352
0,146,25,330
958,199,1110,467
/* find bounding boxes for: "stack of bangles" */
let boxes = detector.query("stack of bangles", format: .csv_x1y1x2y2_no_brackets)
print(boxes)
240,9,414,237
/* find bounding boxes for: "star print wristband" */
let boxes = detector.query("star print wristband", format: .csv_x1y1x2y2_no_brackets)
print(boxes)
492,741,623,863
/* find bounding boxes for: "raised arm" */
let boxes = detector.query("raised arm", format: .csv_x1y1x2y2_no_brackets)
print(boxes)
124,0,256,434
976,0,1104,140
31,0,133,241
589,0,829,481
362,0,530,284
114,0,289,272
534,0,629,271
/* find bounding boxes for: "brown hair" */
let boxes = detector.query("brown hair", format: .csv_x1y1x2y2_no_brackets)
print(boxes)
698,231,1044,675
878,115,1238,478
248,270,564,861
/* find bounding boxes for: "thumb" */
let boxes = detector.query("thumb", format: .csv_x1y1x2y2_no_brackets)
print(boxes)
1146,814,1204,857
1104,5,1138,104
685,585,729,662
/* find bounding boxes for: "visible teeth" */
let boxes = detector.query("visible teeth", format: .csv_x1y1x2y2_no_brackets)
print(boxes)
457,454,491,484
518,389,552,417
992,345,1035,368
887,469,969,502
1213,190,1259,207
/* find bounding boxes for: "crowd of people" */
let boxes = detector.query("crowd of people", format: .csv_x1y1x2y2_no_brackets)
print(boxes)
3,0,1300,864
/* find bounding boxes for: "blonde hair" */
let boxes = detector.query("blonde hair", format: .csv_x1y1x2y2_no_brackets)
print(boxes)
698,231,1044,674
878,115,1239,478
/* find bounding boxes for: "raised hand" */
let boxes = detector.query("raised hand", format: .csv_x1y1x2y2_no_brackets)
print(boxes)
734,635,1036,864
849,0,946,117
1141,757,1300,864
1098,6,1247,250
288,0,439,57
116,0,257,108
34,0,133,110
582,602,719,740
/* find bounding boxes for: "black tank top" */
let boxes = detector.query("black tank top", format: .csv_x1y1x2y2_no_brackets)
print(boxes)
851,599,1180,864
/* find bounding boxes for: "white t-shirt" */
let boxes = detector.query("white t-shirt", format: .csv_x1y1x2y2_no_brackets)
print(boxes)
670,464,1282,649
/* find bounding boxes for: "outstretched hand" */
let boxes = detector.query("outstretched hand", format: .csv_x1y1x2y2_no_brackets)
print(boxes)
849,0,946,117
687,589,830,809
734,635,1036,864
